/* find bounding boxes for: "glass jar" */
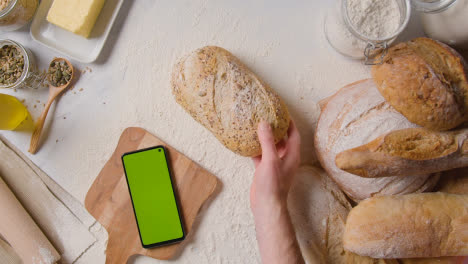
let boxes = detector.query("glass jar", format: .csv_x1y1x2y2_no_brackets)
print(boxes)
324,0,411,64
412,0,468,49
0,0,38,32
0,39,45,90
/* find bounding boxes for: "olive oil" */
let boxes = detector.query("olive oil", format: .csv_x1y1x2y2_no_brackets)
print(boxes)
0,94,29,130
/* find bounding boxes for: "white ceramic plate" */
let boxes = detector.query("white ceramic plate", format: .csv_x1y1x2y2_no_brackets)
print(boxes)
30,0,124,63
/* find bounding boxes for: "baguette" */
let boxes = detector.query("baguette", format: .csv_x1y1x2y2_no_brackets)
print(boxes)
335,128,468,178
372,37,468,131
171,46,290,157
314,79,438,201
343,193,468,258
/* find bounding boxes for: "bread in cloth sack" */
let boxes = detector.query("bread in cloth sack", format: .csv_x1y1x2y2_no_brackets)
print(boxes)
372,37,468,131
314,79,438,201
437,167,468,195
287,166,397,264
344,193,468,258
336,127,468,178
171,46,290,156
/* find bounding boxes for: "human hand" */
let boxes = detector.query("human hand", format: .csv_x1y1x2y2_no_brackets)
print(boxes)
250,120,301,212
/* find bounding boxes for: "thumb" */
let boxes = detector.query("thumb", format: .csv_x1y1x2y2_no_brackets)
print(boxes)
257,121,278,160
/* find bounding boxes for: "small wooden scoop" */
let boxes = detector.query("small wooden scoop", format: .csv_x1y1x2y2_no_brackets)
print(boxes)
29,58,74,154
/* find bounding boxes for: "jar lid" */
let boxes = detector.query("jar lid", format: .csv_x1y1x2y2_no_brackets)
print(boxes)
411,0,457,13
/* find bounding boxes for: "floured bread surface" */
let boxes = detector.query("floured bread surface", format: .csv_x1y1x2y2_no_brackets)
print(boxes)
344,193,468,258
171,46,290,157
314,79,438,201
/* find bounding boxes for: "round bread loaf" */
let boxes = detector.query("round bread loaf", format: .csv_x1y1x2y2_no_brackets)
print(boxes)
372,37,468,131
171,46,290,157
314,79,439,201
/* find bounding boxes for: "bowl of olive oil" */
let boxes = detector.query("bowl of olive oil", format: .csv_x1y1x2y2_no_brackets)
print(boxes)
0,93,29,130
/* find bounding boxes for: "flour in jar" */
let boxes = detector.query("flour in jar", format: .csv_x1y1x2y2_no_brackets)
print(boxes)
347,0,402,39
325,0,403,58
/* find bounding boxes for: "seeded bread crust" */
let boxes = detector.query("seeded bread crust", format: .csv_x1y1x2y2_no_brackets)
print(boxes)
372,37,468,131
171,46,290,156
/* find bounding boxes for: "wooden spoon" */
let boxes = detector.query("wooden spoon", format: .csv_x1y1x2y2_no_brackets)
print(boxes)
29,58,74,154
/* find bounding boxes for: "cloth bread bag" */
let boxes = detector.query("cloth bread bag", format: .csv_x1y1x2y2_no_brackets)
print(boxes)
0,175,60,264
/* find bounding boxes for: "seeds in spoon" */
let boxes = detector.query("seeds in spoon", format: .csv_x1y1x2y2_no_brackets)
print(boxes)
47,60,71,87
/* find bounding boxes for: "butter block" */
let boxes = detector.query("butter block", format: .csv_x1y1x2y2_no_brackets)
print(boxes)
46,0,106,38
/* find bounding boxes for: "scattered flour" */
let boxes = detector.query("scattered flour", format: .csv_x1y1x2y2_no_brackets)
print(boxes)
38,247,55,264
325,1,368,58
0,1,373,263
107,3,370,263
31,244,58,264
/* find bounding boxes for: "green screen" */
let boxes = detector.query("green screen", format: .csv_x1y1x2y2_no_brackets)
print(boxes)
122,147,183,246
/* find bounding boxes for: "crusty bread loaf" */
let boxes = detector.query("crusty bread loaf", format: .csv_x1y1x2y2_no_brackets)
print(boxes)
344,193,468,258
171,46,290,157
314,79,438,201
372,37,468,131
335,128,468,178
288,166,397,264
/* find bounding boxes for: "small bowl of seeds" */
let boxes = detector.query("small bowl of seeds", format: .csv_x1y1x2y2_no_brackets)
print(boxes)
0,39,43,89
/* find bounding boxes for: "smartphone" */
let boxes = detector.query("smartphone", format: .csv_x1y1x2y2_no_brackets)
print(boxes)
122,146,185,248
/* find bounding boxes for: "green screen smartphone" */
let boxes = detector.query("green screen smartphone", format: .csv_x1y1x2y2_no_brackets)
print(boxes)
122,146,185,248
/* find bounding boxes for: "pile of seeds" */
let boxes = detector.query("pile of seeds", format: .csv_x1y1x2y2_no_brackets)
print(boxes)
0,44,24,86
47,60,71,87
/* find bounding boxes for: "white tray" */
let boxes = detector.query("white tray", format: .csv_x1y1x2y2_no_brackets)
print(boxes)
30,0,124,63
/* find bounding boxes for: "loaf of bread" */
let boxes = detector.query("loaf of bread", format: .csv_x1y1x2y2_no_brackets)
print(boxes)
372,37,468,131
314,79,438,201
171,46,290,156
335,128,468,178
344,193,468,258
288,166,397,264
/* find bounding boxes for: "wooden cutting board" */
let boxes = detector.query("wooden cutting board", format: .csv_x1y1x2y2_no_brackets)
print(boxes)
85,127,219,263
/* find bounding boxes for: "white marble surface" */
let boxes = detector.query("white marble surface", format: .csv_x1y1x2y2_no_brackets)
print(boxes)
0,0,429,263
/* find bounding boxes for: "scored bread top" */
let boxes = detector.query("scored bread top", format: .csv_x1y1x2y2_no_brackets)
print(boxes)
372,37,468,131
314,79,438,201
334,127,468,178
171,46,290,156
